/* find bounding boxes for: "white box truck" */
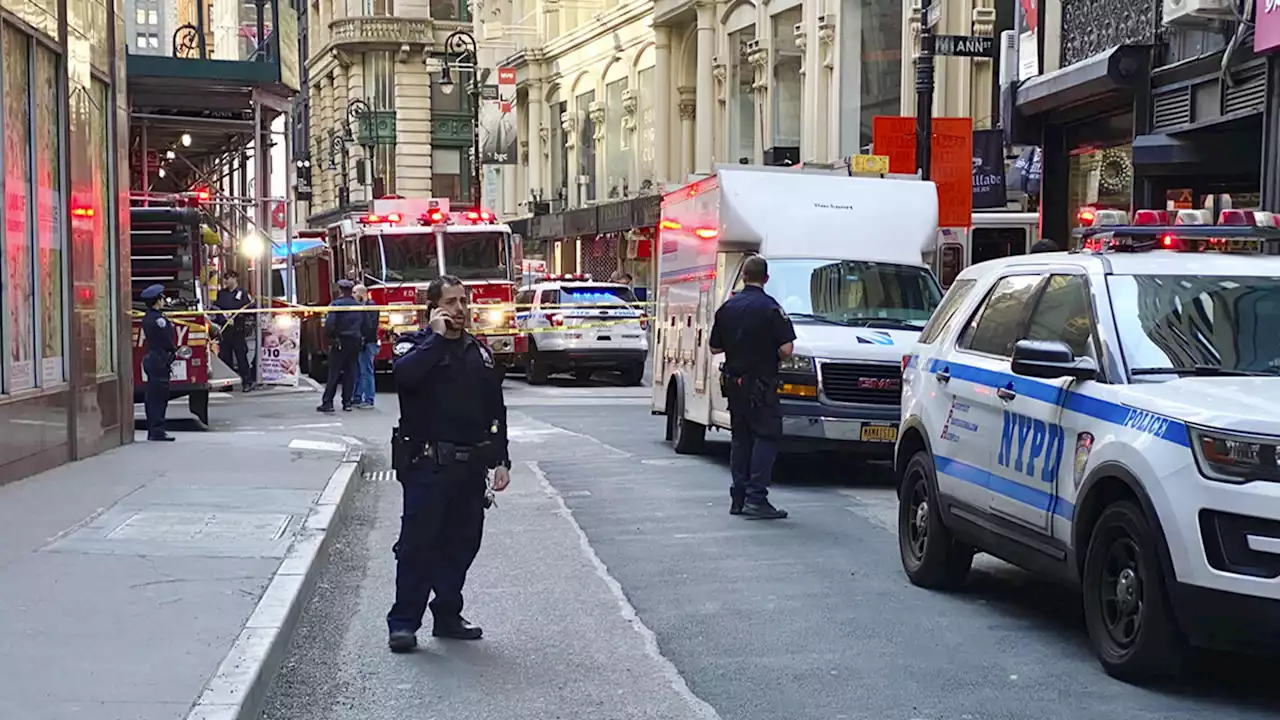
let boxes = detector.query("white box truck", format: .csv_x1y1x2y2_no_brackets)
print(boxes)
651,165,944,457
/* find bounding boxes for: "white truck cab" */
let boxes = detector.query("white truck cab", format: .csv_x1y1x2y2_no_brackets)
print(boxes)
897,215,1280,682
652,164,943,457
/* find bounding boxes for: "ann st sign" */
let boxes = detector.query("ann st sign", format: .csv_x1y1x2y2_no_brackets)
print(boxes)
934,34,997,58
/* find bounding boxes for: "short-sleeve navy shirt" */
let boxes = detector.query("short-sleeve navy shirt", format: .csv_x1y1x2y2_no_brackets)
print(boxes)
709,285,797,379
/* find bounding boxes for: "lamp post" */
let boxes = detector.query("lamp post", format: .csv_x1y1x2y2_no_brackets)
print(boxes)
434,29,482,208
328,128,350,208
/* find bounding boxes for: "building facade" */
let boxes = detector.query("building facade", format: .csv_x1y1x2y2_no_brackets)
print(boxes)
302,0,480,225
0,0,134,483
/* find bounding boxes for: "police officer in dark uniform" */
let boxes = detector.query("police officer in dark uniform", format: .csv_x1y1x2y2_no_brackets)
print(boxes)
386,274,510,653
709,255,796,520
140,283,177,442
317,279,365,413
1030,238,1059,253
212,270,255,392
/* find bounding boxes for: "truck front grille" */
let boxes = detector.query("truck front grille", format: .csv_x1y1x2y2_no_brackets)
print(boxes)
820,362,902,405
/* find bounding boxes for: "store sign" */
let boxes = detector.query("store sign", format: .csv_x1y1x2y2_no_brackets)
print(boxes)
1256,0,1280,53
972,130,1007,209
598,199,633,233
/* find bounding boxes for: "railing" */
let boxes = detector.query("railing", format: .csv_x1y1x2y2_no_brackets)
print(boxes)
330,17,432,47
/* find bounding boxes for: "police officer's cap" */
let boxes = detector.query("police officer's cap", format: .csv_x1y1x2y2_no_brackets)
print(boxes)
140,284,167,302
337,279,355,289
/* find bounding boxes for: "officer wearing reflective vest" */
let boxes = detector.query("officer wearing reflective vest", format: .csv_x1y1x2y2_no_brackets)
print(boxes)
708,255,795,520
140,283,177,442
386,274,511,653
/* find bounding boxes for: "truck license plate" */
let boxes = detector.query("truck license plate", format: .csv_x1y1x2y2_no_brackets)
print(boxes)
861,424,897,443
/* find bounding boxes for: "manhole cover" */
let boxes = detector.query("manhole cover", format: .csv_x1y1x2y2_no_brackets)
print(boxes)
106,512,291,543
639,458,701,466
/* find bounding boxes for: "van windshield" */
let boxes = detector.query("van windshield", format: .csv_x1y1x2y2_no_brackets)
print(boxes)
761,259,943,329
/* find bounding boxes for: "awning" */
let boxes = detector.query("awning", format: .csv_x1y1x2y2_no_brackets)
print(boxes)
1016,45,1150,117
1131,124,1261,175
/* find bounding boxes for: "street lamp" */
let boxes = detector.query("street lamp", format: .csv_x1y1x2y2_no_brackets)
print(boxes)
434,29,482,208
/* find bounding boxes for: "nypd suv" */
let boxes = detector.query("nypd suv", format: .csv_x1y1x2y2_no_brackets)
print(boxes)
896,212,1280,683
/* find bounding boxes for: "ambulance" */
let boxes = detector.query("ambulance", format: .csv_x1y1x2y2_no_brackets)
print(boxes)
652,165,944,456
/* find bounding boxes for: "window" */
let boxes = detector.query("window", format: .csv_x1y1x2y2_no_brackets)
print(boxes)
431,76,464,113
92,80,115,374
636,67,655,188
136,33,147,49
34,45,64,385
576,90,596,203
727,25,756,162
3,26,36,391
959,274,1042,357
1024,274,1094,358
432,147,463,203
771,8,802,148
604,78,628,198
514,290,534,307
919,278,977,345
857,0,902,150
363,0,392,14
147,34,159,48
538,288,559,308
765,259,943,328
560,285,639,306
549,99,567,201
364,50,396,194
136,8,147,24
148,9,159,24
429,0,463,20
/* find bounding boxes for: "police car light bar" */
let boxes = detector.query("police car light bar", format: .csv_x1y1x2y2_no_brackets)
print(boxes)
359,212,402,224
545,273,592,281
1076,223,1280,255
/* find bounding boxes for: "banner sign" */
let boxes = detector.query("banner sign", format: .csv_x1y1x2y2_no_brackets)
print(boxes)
259,314,301,386
1257,0,1280,53
872,115,974,228
480,68,518,164
972,129,1007,209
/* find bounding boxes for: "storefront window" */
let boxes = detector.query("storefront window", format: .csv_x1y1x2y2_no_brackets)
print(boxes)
636,67,655,190
432,147,464,203
34,44,63,385
772,8,802,149
604,78,628,198
727,23,756,163
1067,143,1134,232
93,79,114,375
3,25,37,392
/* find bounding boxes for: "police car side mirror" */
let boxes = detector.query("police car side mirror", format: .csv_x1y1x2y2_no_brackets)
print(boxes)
1010,339,1097,382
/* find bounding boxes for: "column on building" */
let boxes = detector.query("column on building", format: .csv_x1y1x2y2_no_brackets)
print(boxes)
679,87,696,179
970,0,996,129
526,79,544,203
654,25,672,186
321,72,335,208
694,1,715,173
819,13,837,161
314,77,329,210
798,4,818,162
396,55,432,196
345,58,364,198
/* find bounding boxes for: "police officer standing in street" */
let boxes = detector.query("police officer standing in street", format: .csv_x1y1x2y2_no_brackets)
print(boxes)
212,270,255,392
709,255,795,519
317,279,364,413
386,274,510,653
140,284,177,442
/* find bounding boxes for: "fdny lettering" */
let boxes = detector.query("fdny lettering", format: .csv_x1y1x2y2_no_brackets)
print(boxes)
136,323,187,348
997,410,1065,484
1123,408,1169,437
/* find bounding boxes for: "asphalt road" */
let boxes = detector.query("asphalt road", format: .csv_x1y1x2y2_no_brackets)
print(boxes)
256,375,1280,720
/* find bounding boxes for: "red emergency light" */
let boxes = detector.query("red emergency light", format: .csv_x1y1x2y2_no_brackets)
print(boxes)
360,212,402,224
659,220,681,231
1132,209,1169,226
693,227,718,240
1078,207,1096,225
419,209,447,225
195,189,211,201
71,206,95,218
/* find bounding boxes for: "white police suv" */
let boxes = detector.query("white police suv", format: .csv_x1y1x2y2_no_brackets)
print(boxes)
896,211,1280,683
513,274,648,385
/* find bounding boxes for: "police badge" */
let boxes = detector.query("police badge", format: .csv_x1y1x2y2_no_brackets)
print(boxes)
156,318,167,327
478,344,495,369
393,341,414,357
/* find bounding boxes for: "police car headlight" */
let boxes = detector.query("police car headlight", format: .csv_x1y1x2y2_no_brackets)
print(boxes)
778,355,815,373
1189,425,1280,484
176,346,193,359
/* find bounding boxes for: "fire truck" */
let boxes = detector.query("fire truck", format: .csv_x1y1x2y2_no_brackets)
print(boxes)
129,194,241,428
295,197,525,381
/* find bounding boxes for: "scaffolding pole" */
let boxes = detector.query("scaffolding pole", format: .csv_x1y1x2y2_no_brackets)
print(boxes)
254,99,268,387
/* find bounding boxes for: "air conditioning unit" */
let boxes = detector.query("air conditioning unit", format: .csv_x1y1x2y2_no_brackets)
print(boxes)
998,30,1018,87
1163,0,1234,25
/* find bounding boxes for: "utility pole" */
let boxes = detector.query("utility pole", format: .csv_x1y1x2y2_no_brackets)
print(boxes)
916,3,936,181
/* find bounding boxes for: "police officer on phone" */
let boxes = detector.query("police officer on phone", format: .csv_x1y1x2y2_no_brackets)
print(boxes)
140,283,177,442
709,255,795,519
386,274,511,653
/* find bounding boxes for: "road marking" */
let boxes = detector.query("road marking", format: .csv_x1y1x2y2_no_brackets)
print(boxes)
364,470,396,483
509,412,632,457
288,439,348,452
530,460,722,720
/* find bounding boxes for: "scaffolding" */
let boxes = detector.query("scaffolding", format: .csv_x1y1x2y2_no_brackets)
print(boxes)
127,0,301,403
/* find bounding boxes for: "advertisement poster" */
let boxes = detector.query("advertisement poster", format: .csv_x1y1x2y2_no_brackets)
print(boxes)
972,129,1007,209
479,67,518,164
1017,0,1039,81
259,314,301,385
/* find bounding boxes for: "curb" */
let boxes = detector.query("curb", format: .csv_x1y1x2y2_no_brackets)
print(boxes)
183,449,366,720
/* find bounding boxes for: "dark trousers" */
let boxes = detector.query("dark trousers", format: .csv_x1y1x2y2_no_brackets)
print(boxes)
143,353,172,437
219,327,252,384
387,458,487,633
321,338,361,409
727,380,782,505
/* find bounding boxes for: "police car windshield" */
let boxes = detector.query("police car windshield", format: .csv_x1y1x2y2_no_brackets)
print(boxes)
765,259,942,328
1109,274,1280,377
377,231,508,282
559,285,639,306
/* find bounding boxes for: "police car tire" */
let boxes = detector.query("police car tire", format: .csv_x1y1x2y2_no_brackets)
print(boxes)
526,349,550,385
1081,501,1186,683
620,364,644,386
898,451,973,589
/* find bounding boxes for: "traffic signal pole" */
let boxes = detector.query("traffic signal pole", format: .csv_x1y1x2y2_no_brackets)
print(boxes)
916,3,935,182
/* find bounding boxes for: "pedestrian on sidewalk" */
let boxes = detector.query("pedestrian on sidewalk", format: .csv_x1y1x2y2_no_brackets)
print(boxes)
212,270,256,392
140,283,177,442
352,283,379,409
386,274,511,653
709,255,794,519
317,279,364,413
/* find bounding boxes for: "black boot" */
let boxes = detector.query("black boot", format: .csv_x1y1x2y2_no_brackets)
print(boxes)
730,495,745,515
741,501,788,520
388,630,418,653
433,616,483,640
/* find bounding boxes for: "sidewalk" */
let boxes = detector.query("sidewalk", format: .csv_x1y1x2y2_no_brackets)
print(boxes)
0,427,362,720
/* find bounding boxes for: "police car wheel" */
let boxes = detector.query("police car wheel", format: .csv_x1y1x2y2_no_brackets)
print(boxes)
526,349,550,385
898,450,973,589
1082,501,1185,683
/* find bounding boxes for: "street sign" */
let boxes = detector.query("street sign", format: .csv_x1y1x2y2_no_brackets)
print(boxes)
926,0,941,28
934,34,997,58
850,154,890,174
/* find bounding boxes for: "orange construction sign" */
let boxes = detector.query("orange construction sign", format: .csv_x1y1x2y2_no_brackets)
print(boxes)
872,115,975,229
